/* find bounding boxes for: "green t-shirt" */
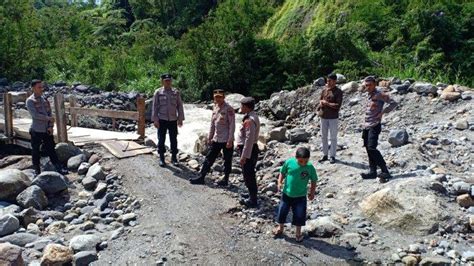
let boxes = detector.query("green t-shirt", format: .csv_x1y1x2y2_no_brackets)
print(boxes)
280,157,318,198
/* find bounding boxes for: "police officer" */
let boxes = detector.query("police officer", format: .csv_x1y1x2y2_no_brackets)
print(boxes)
152,74,185,167
190,89,235,186
236,97,260,208
26,79,67,175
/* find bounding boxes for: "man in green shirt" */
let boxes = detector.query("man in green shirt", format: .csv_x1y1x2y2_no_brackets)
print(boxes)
273,147,318,242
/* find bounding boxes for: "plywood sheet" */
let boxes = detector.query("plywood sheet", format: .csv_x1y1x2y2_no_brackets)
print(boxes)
100,140,154,159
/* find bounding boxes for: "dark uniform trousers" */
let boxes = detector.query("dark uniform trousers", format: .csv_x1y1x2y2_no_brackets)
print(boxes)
239,144,259,198
200,142,233,178
362,123,389,174
30,130,60,167
157,120,178,156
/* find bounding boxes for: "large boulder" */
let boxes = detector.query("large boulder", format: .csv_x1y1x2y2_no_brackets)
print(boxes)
388,129,409,147
390,82,411,94
225,93,245,111
69,235,100,252
0,202,20,217
67,154,87,171
441,86,461,102
74,251,98,266
145,99,153,122
55,143,82,164
32,172,68,194
10,92,28,104
288,128,310,143
411,82,437,95
0,169,31,202
359,180,451,235
0,233,39,247
0,214,20,237
0,242,24,266
268,127,287,142
86,163,105,181
16,185,48,210
336,73,346,84
303,216,342,237
41,244,73,266
341,81,359,93
193,133,209,155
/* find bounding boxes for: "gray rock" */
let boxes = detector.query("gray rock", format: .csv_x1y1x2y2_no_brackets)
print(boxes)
411,82,437,95
0,242,24,265
429,182,447,194
419,256,452,266
336,73,346,84
82,177,97,191
67,154,87,171
0,232,39,247
463,250,474,261
409,243,424,253
446,249,459,259
77,162,91,175
121,213,137,225
32,171,68,194
390,82,411,94
93,183,107,199
0,214,20,237
348,97,360,106
16,185,48,210
95,193,114,211
303,216,342,237
339,233,362,247
86,163,106,180
69,235,100,252
25,238,52,251
74,251,98,266
268,127,287,142
452,182,471,195
75,85,89,93
341,82,359,93
388,129,409,147
55,143,82,164
0,169,31,202
288,128,310,143
455,120,469,130
313,77,326,87
225,93,245,111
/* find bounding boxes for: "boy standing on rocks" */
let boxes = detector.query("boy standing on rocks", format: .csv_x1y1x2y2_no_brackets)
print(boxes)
190,89,235,186
26,79,67,175
152,73,185,167
360,76,398,182
273,147,317,242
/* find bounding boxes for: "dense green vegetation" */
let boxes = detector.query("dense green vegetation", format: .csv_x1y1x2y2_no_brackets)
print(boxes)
1,0,472,101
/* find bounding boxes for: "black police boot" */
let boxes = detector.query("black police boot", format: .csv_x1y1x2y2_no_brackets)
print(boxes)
240,193,258,208
190,175,205,185
55,164,68,175
360,172,377,179
318,156,328,163
159,153,166,167
378,172,392,183
171,154,179,166
34,165,41,176
329,157,336,164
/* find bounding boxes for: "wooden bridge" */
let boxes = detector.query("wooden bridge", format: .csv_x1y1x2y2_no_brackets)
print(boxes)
1,92,153,157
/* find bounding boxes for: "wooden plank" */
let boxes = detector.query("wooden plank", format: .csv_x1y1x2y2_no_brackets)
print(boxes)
13,138,32,149
69,96,78,127
69,107,139,120
4,93,13,143
54,93,68,143
100,140,154,159
137,96,146,139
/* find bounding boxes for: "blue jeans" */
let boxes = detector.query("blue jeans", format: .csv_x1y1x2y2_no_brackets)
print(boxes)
276,193,307,226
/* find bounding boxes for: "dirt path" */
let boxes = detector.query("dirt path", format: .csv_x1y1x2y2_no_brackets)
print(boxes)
93,154,359,265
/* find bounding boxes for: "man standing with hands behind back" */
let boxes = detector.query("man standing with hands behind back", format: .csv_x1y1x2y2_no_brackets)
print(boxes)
152,73,185,167
26,79,67,175
318,73,343,164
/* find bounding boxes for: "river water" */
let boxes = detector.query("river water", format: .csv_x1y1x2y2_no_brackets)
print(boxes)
145,104,268,154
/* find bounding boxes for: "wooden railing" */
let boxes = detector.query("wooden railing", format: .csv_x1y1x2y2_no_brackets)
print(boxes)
2,92,146,144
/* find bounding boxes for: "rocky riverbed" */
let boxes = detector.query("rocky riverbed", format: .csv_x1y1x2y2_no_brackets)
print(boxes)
0,76,473,265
